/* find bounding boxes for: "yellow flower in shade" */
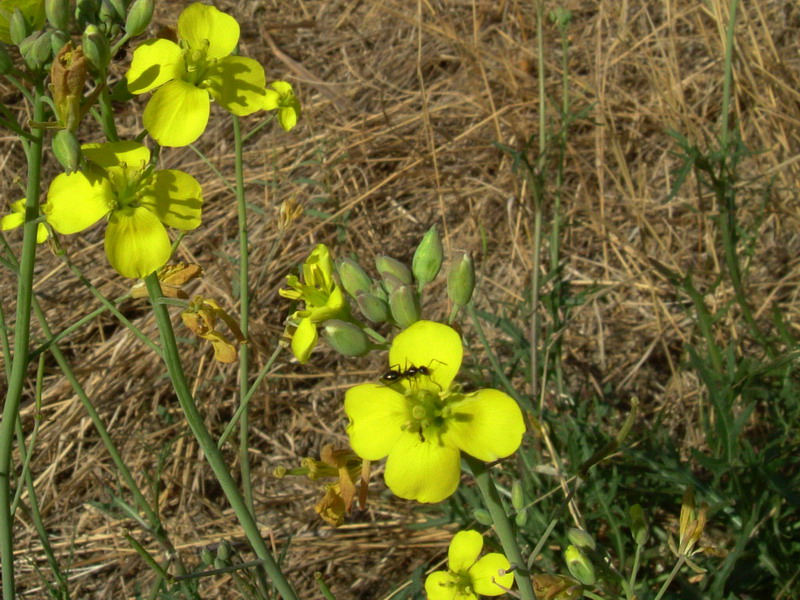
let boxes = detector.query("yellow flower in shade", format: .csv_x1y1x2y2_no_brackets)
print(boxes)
44,141,203,278
1,199,49,243
345,321,525,503
425,530,514,599
279,244,347,363
126,2,266,147
262,81,301,132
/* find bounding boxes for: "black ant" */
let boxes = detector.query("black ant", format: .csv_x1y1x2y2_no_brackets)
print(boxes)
380,360,445,389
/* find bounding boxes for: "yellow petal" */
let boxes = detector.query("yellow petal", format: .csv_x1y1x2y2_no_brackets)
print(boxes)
143,79,209,147
389,321,462,391
177,2,238,60
470,553,514,596
291,317,318,363
443,389,525,462
205,56,266,116
82,141,151,171
139,169,203,230
384,433,461,502
0,211,23,231
424,571,462,600
104,206,171,278
449,530,483,573
35,223,48,243
278,106,299,132
126,38,184,94
344,384,407,460
45,171,113,234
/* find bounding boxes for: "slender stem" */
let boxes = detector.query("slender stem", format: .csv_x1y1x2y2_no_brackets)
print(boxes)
145,273,300,600
232,116,255,517
218,344,283,448
628,543,643,599
653,556,685,600
466,456,535,600
97,83,119,142
188,143,235,194
466,303,532,412
0,84,45,600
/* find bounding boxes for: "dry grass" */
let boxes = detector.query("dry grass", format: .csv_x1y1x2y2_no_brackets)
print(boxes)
1,0,799,598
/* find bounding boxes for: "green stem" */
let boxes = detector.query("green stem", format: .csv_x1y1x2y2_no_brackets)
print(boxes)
466,456,535,600
466,303,532,412
97,83,119,142
628,543,643,599
145,273,299,600
653,556,685,600
233,116,255,517
0,84,45,600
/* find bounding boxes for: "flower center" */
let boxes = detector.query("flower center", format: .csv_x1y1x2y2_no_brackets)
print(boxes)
108,163,153,211
182,40,213,86
403,388,447,442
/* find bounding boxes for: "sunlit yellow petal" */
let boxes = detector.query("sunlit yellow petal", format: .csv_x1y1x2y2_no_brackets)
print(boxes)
139,169,203,230
205,56,266,116
425,571,461,600
384,434,461,502
45,171,113,234
389,321,462,390
177,2,238,59
345,384,406,459
0,211,23,231
278,106,299,132
105,206,171,278
126,38,184,94
449,530,483,573
82,141,151,171
35,223,48,243
470,553,514,596
143,79,209,147
291,317,317,363
443,389,525,462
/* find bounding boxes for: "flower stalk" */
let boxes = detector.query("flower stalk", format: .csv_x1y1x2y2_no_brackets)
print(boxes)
145,273,299,600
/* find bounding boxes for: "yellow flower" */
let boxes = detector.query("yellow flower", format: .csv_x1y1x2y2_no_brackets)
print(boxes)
279,244,347,363
262,81,301,132
126,2,266,146
1,198,48,243
345,321,525,503
425,530,514,599
44,141,203,278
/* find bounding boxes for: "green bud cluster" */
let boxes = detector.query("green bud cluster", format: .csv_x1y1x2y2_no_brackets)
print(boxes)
334,225,477,330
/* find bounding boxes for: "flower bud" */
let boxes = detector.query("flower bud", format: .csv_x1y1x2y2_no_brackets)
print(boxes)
98,0,120,24
45,0,69,29
82,24,110,72
511,480,525,511
389,285,420,328
9,9,29,45
216,540,232,562
629,504,649,546
567,528,596,551
108,0,128,19
380,273,405,295
473,509,493,526
0,46,12,74
355,291,389,324
514,509,528,528
200,548,214,566
50,29,69,55
52,129,81,173
20,31,52,70
322,320,370,357
564,545,596,586
447,252,475,307
50,43,87,130
376,255,412,285
75,0,100,27
337,257,372,297
124,0,153,36
369,281,387,302
412,225,443,287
